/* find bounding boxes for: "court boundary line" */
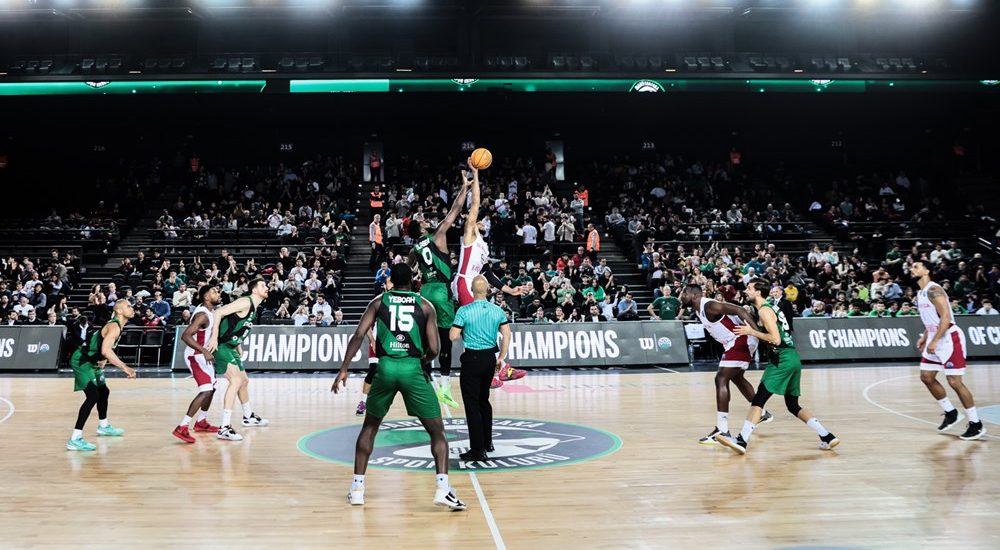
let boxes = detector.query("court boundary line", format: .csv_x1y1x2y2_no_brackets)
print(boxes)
441,388,506,550
862,373,999,441
654,366,680,373
0,397,15,424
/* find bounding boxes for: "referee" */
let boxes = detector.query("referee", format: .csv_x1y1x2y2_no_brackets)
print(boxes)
450,275,512,462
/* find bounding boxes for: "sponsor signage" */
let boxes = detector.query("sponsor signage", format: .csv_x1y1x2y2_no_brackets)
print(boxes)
795,315,1000,361
172,321,689,370
0,326,64,371
298,417,622,473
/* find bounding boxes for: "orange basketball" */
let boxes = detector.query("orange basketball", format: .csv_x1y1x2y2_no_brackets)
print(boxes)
470,148,493,170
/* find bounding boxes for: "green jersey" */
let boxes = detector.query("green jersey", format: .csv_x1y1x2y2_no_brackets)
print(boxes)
217,296,257,348
375,290,428,360
413,234,452,285
761,302,795,349
651,296,681,321
77,317,124,364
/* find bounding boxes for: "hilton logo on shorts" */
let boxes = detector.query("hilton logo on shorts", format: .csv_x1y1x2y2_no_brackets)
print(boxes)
298,418,621,472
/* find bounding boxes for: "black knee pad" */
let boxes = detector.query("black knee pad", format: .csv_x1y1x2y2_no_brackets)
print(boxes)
98,384,110,398
751,387,772,409
784,395,802,417
364,363,377,385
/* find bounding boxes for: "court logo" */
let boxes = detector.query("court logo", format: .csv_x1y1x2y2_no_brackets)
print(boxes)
638,337,654,350
298,418,621,472
26,342,50,354
630,80,664,93
639,335,671,352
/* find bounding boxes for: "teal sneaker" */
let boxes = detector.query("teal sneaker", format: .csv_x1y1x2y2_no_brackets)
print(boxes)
66,438,97,451
96,425,125,437
436,384,460,409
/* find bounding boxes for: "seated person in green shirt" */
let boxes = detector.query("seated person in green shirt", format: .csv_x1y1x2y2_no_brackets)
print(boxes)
895,301,918,316
648,284,681,321
867,301,890,318
580,279,606,303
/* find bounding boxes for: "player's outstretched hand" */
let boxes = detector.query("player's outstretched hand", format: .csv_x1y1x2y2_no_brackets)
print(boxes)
733,325,753,337
331,370,349,394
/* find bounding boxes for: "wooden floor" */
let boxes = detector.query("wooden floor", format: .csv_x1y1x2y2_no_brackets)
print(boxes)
1,364,998,549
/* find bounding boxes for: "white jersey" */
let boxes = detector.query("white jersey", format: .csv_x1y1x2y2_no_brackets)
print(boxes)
917,281,950,332
452,234,491,306
696,298,744,350
183,305,215,358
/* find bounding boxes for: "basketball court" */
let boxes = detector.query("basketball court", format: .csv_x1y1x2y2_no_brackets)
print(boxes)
1,363,997,548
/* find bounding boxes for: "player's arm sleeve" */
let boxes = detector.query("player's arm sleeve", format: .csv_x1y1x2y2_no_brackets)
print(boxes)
480,264,504,289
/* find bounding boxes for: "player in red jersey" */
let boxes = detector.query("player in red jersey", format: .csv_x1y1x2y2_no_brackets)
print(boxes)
173,285,222,443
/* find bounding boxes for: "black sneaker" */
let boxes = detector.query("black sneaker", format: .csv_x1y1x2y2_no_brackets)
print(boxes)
937,409,960,432
459,450,489,462
758,410,774,425
819,433,840,450
699,427,721,446
713,431,748,455
486,444,494,453
959,421,986,441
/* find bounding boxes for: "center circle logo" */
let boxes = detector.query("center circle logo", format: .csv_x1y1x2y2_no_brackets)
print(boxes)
298,418,621,472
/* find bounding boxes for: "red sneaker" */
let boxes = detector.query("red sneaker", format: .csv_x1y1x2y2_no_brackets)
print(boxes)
193,419,220,433
172,425,196,444
499,366,527,381
490,377,504,389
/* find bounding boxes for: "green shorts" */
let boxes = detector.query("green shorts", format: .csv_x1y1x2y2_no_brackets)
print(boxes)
420,282,455,329
213,345,245,375
366,357,440,419
761,348,802,397
71,350,105,392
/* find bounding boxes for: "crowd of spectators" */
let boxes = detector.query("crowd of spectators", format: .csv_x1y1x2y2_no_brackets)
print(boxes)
0,249,82,326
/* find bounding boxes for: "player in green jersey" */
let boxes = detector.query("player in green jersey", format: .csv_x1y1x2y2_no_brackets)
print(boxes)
66,300,137,452
205,278,270,441
332,264,466,511
406,175,471,409
715,279,840,454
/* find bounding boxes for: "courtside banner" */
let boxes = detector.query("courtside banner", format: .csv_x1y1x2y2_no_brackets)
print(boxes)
795,315,1000,362
171,321,689,370
0,326,64,371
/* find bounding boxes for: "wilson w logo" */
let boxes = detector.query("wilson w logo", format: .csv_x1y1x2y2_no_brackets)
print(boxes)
638,337,655,350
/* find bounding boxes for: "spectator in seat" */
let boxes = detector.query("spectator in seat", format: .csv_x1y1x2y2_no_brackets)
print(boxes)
975,300,998,316
331,309,349,327
312,295,333,325
143,308,163,331
374,262,391,291
179,309,192,325
29,283,47,311
802,301,829,318
3,311,18,326
150,291,171,325
895,301,917,317
586,304,607,323
648,284,681,321
617,292,639,321
22,309,41,326
13,296,33,319
173,283,192,310
292,303,310,326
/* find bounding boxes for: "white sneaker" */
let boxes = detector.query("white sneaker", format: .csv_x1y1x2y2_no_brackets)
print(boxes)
217,426,244,441
433,487,467,511
348,490,365,506
242,413,270,427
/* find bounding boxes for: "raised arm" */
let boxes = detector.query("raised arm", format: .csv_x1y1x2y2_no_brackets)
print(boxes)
436,178,472,249
331,296,381,393
463,164,480,243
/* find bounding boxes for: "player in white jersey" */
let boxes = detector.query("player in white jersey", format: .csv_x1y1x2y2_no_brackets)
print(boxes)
680,284,772,445
172,285,222,443
911,260,983,440
455,160,526,388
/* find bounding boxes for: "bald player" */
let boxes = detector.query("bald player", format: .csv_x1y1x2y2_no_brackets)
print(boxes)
66,300,137,452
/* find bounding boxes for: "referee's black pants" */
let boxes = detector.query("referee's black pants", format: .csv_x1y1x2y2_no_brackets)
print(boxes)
459,347,498,453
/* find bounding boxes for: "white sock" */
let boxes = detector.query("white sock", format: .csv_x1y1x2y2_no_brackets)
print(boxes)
180,415,192,428
938,397,956,413
197,410,208,421
98,418,110,428
242,402,253,418
806,418,831,437
360,394,368,404
739,420,756,443
439,375,450,387
967,407,980,423
71,429,83,440
352,474,365,491
716,411,729,434
222,409,232,427
436,474,449,489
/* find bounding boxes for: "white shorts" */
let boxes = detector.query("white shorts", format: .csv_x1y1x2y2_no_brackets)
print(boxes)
186,354,216,392
919,327,967,376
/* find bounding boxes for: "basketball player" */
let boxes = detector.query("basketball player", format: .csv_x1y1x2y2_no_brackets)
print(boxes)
205,278,270,442
332,264,466,510
715,280,839,454
911,260,984,440
407,175,472,409
173,285,222,443
452,161,526,388
678,284,772,446
66,299,137,452
355,328,379,416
